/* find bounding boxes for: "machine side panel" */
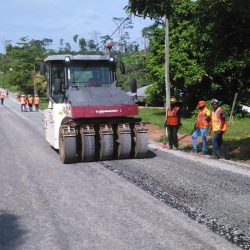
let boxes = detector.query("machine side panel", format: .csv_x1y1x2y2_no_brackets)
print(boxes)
69,104,138,118
45,103,67,149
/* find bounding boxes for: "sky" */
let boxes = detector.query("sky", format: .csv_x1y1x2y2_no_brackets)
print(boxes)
0,0,153,53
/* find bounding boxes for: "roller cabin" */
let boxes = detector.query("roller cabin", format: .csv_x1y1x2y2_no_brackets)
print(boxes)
41,54,148,163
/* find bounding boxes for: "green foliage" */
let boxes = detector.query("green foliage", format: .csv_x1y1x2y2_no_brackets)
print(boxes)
0,37,50,94
126,0,250,110
145,84,165,106
126,0,170,18
136,108,166,128
194,0,250,105
39,97,49,110
117,51,148,91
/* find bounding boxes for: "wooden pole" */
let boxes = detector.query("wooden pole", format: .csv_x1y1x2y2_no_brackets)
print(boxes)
229,92,238,123
165,15,170,110
33,65,38,96
163,15,171,146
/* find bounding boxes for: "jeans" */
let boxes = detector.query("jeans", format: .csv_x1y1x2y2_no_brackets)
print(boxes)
21,104,26,112
166,125,178,148
212,131,225,157
192,126,209,152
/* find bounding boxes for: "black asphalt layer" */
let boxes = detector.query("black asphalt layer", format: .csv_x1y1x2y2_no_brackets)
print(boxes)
0,94,245,249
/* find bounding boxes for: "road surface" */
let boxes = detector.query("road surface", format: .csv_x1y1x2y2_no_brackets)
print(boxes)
0,95,249,249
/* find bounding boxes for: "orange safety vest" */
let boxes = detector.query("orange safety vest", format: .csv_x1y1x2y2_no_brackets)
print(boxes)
20,97,26,105
28,97,33,104
196,107,211,128
34,97,40,105
166,106,180,126
211,107,227,132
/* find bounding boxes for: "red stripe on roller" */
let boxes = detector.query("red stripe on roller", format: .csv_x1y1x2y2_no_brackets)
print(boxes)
69,104,138,118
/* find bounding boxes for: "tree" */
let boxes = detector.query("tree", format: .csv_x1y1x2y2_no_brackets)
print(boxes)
87,40,97,51
127,1,200,107
126,1,171,18
117,51,148,91
1,37,51,94
79,38,87,52
126,0,250,109
194,0,250,105
73,34,79,51
73,34,79,44
113,16,134,53
126,0,173,107
64,42,72,53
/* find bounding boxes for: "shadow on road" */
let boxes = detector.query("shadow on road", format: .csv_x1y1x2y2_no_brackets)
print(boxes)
146,150,157,158
0,211,26,249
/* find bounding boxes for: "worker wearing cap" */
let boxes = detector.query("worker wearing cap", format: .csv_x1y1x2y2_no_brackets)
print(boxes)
0,91,5,105
27,95,34,111
165,97,181,149
20,94,27,112
34,95,40,111
210,99,227,159
192,100,211,154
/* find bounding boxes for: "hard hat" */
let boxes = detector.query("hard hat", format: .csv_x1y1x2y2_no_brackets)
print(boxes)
170,97,177,103
197,100,206,107
211,99,219,104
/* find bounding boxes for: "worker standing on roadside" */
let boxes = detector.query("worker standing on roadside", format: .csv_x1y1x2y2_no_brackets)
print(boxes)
34,94,40,111
165,97,181,149
0,92,5,105
192,100,211,154
20,94,27,112
210,99,227,159
27,95,34,111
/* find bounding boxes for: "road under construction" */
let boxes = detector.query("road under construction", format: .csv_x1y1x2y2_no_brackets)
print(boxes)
0,94,249,249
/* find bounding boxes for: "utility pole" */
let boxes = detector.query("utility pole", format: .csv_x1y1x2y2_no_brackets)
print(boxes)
165,15,171,109
33,65,38,96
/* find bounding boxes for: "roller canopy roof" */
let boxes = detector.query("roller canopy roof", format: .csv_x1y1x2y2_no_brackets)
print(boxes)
44,54,113,62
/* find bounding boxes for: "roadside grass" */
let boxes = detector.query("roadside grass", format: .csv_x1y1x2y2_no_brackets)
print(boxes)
40,97,49,110
138,107,250,160
137,108,195,134
137,108,166,128
224,119,250,145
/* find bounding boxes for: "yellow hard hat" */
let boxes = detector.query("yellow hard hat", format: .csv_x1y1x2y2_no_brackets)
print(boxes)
170,97,177,103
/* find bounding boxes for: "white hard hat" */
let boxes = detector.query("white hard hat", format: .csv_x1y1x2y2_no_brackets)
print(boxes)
211,99,219,104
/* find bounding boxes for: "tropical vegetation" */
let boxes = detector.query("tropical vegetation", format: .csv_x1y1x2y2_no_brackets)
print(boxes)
0,0,249,116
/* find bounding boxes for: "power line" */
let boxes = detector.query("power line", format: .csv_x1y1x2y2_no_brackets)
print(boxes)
98,15,131,49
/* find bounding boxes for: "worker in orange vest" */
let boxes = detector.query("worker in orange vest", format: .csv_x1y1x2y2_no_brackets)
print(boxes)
20,94,27,112
210,99,227,159
27,95,34,111
192,100,211,154
0,91,5,105
165,97,181,149
34,95,40,111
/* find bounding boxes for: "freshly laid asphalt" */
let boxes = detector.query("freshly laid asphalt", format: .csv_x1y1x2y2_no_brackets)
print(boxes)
0,93,249,249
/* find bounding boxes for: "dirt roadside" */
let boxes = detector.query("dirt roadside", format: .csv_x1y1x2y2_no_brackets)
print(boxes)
146,124,250,165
